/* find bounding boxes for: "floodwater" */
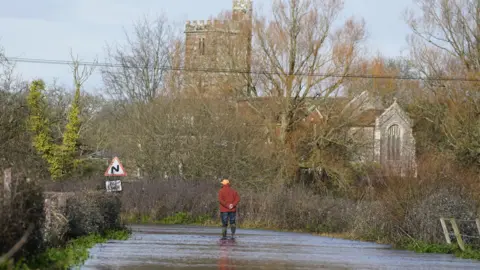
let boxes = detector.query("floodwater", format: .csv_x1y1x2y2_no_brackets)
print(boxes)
81,224,480,270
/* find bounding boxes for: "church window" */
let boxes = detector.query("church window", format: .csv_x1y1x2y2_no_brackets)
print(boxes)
199,37,205,55
387,124,401,160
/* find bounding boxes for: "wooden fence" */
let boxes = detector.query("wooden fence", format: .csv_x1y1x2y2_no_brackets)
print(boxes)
440,217,480,251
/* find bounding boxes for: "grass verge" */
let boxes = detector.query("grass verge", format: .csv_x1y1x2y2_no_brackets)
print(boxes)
2,229,131,270
402,239,480,260
122,212,212,225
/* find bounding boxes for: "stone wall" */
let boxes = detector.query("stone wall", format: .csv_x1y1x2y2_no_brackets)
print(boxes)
348,126,375,162
42,192,75,246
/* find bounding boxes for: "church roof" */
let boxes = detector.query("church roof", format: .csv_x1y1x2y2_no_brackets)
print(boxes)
235,94,386,127
353,109,385,127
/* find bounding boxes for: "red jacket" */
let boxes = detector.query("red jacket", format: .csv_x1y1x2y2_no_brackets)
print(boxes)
218,185,240,212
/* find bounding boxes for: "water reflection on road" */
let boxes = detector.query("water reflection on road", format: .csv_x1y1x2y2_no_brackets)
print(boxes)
81,224,480,269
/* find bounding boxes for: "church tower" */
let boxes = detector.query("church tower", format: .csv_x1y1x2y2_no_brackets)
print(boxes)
183,0,253,97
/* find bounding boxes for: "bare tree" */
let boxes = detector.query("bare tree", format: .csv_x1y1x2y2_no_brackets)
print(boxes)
405,0,480,167
102,15,176,103
98,15,183,177
69,50,100,148
0,46,45,183
70,50,97,92
0,45,18,93
165,38,185,96
182,1,369,183
249,0,366,144
406,0,480,88
344,55,421,105
0,45,33,169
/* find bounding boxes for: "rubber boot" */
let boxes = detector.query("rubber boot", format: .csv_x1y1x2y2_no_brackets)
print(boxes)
230,224,236,238
222,226,227,239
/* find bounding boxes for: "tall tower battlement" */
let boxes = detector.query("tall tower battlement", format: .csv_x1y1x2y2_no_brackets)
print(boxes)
183,0,253,97
185,19,242,33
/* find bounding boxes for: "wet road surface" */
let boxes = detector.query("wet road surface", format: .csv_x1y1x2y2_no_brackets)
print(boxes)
81,224,480,269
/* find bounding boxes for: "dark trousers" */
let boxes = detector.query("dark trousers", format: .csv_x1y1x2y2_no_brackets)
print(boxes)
220,212,236,236
221,212,236,227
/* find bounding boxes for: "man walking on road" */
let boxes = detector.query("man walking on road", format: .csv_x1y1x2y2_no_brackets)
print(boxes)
218,179,240,239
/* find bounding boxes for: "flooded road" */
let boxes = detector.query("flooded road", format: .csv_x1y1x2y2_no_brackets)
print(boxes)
81,224,480,269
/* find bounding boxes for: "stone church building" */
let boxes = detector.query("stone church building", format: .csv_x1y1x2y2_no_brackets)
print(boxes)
182,0,416,177
339,91,417,177
236,91,417,177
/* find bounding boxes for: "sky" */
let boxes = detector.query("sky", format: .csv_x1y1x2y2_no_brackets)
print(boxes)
0,0,416,92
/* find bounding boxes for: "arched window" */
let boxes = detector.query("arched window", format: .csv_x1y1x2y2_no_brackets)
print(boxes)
387,124,401,160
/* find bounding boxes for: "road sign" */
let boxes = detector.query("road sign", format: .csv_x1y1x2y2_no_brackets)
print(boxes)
106,180,122,192
104,157,127,177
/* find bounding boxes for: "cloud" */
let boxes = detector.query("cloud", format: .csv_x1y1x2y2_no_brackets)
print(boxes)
0,0,74,22
0,15,111,89
0,0,413,91
67,0,148,26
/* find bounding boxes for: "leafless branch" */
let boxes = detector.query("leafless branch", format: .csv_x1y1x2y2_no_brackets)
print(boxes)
0,223,34,265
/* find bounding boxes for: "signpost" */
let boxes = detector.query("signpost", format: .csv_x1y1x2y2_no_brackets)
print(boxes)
105,180,122,192
104,157,126,193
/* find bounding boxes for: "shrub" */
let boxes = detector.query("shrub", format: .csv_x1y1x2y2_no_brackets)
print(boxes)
98,193,123,232
0,171,45,261
351,200,395,242
404,186,478,244
120,179,357,234
65,191,125,239
265,188,356,233
65,192,103,238
121,178,218,222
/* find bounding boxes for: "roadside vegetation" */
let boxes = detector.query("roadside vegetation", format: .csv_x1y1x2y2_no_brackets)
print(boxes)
3,230,130,270
0,169,130,270
0,168,130,270
0,53,129,268
2,0,480,265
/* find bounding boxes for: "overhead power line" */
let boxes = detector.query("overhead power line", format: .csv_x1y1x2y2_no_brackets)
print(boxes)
6,56,480,82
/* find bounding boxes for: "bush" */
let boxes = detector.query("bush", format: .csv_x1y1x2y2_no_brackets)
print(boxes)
404,186,478,244
120,179,357,234
98,193,123,232
65,192,103,238
0,171,45,261
65,191,124,239
351,200,395,242
263,188,355,233
121,178,218,222
1,184,126,269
